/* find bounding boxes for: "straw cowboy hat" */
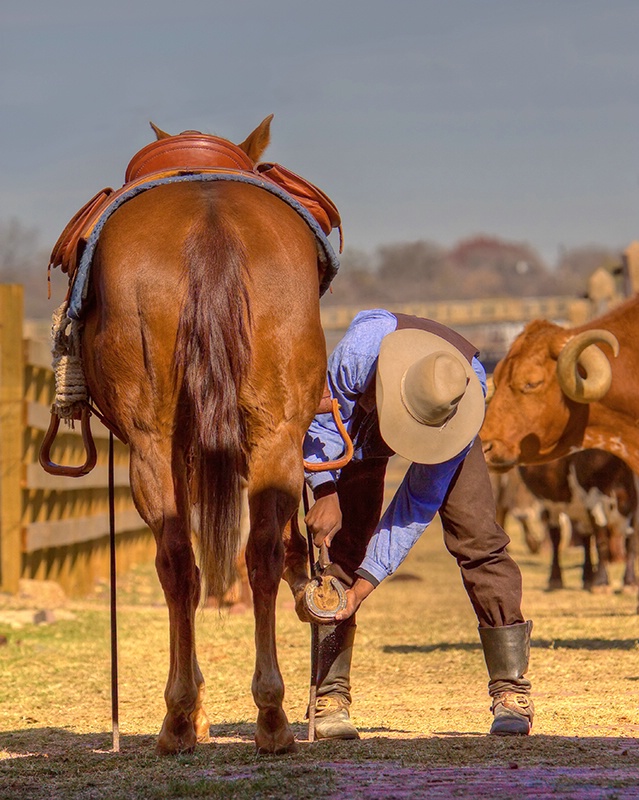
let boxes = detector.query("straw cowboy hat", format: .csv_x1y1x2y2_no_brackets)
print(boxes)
376,329,485,464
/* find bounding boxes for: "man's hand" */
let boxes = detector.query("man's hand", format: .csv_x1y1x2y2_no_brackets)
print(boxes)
305,492,342,547
334,577,376,622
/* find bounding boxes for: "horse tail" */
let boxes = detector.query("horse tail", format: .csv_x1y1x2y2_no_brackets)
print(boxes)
176,215,250,602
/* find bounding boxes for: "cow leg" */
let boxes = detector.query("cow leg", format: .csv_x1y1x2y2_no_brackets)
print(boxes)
246,434,301,754
129,439,209,754
547,524,564,590
622,527,638,591
590,524,611,593
579,532,595,590
521,512,544,555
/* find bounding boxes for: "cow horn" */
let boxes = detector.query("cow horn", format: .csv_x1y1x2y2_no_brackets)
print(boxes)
556,329,620,403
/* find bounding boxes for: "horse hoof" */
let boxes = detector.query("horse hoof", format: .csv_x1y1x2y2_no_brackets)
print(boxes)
255,736,298,755
157,717,198,755
193,708,211,743
589,584,611,595
156,736,197,756
294,586,315,624
255,708,297,754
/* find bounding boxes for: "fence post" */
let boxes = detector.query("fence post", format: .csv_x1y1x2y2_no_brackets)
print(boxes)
622,241,639,297
0,284,24,593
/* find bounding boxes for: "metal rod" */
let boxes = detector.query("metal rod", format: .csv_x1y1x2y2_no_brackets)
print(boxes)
308,623,318,743
303,483,319,743
109,431,120,752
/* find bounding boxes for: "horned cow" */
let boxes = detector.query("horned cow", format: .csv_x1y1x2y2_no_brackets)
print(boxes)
481,294,639,472
481,295,639,608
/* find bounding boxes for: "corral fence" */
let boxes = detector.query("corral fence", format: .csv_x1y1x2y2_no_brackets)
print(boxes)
0,284,153,597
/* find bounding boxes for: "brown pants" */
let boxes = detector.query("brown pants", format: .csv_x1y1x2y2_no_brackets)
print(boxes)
327,438,525,628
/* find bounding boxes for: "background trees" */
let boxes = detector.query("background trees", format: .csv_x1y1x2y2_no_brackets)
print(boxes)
0,220,58,319
325,234,621,307
0,216,625,319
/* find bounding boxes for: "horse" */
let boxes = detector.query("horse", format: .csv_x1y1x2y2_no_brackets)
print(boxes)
79,116,330,754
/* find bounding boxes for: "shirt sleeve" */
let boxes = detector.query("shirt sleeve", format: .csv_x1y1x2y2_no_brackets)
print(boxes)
472,356,487,397
303,310,397,492
357,443,471,585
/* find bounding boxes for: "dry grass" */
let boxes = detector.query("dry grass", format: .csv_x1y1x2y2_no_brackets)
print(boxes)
1,457,639,798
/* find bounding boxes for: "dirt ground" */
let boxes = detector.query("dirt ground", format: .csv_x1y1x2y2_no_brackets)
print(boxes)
1,457,639,798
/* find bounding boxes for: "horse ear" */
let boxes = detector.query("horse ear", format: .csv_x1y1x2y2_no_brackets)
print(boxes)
237,114,274,162
149,121,171,140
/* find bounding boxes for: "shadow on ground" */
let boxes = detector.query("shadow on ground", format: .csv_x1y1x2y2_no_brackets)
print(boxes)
384,637,639,654
3,723,639,764
3,725,639,799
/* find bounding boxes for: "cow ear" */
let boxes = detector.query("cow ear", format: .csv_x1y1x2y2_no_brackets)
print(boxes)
237,114,274,162
549,330,569,360
149,121,171,140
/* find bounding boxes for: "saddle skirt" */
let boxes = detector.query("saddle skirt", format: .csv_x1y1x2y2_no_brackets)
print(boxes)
50,132,343,282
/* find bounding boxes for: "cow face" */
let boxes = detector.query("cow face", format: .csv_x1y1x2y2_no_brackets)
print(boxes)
481,320,589,470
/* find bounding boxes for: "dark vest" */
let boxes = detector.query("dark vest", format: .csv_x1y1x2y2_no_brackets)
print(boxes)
349,313,479,459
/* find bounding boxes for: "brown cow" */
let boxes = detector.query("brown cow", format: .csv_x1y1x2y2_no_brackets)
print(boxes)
481,294,639,473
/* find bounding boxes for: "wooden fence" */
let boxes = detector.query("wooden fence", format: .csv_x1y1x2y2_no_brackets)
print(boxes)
0,285,154,597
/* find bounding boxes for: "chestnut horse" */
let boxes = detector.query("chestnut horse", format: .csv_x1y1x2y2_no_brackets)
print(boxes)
81,117,327,754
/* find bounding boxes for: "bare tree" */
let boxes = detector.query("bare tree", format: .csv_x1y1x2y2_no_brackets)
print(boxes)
445,236,551,297
0,219,63,320
554,245,621,297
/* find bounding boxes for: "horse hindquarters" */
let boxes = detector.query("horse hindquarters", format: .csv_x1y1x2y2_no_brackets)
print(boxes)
86,180,325,754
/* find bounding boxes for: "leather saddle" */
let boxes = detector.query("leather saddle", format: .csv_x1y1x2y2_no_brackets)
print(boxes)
50,133,343,281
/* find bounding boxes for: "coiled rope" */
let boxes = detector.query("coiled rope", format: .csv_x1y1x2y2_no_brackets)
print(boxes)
51,301,88,420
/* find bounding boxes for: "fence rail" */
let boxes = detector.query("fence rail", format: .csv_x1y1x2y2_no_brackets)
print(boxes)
0,285,153,597
319,296,592,331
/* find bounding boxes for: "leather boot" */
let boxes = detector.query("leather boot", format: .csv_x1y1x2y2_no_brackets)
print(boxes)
313,619,360,740
479,621,534,735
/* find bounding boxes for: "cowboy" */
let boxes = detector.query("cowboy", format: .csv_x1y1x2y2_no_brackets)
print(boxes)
303,308,534,740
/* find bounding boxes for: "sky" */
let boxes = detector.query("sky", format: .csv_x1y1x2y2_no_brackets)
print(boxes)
2,0,639,268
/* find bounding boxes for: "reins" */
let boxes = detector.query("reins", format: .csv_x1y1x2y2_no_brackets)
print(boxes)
300,397,354,743
302,398,354,473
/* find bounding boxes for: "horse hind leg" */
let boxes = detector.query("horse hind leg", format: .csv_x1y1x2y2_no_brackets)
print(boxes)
129,439,210,754
246,434,303,754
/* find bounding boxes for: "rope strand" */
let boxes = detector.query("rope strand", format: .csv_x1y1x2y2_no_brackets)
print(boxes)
51,301,88,420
